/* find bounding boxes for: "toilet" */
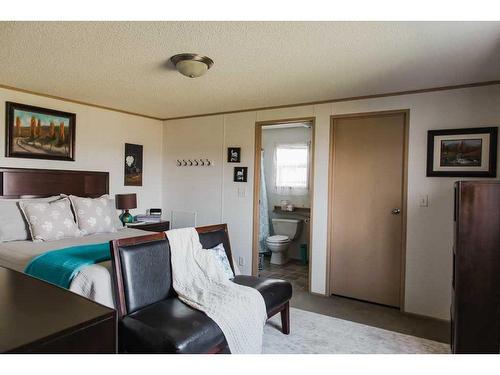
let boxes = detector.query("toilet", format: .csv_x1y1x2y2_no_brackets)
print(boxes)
266,218,302,265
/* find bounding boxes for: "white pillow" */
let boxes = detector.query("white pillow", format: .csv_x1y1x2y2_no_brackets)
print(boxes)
0,195,63,242
69,194,122,235
209,243,235,279
19,198,82,242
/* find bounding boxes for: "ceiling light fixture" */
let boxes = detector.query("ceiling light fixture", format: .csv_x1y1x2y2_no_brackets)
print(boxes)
170,53,214,78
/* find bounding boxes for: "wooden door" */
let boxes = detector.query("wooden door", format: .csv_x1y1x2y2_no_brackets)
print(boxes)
330,112,406,307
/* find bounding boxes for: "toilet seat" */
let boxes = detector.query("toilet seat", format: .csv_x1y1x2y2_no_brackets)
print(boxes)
266,235,290,243
266,235,291,265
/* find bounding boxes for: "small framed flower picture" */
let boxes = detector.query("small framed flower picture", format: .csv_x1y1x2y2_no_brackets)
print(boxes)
124,143,143,186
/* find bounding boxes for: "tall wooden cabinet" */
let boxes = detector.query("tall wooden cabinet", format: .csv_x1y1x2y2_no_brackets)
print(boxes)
452,181,500,354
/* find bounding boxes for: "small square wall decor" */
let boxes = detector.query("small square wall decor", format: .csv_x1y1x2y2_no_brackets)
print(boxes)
227,147,241,163
233,167,248,182
426,127,497,177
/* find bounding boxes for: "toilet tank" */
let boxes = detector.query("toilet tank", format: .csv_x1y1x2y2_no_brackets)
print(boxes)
271,218,302,240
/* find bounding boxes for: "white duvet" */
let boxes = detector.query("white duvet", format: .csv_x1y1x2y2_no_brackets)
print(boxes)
0,228,150,307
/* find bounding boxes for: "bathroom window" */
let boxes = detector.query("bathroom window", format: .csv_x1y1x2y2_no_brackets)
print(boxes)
274,143,309,195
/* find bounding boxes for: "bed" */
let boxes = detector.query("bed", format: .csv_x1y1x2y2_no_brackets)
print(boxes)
0,167,151,307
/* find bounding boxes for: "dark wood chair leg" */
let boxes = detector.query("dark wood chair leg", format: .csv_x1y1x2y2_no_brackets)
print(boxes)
280,302,290,335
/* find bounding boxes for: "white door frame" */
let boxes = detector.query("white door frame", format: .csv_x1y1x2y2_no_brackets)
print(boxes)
252,117,316,293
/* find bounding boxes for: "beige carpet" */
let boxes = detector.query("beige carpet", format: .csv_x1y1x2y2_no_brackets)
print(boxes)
263,308,450,354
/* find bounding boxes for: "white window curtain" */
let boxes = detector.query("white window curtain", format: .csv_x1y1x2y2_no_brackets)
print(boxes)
274,143,309,196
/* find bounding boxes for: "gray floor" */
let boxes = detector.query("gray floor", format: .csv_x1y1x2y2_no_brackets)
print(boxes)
260,257,450,344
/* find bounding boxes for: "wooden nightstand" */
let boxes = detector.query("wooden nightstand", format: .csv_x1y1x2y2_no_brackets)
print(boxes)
126,220,170,232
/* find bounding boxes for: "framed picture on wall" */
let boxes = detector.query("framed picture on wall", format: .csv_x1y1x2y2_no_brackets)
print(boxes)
5,101,75,161
124,143,143,186
426,127,497,177
233,166,247,182
227,147,241,163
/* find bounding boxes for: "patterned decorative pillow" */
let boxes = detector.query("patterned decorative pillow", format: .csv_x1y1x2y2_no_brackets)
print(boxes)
69,195,121,235
209,243,235,279
19,198,82,242
0,195,62,242
107,197,125,230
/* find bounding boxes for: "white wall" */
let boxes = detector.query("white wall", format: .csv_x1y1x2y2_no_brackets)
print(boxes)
162,112,257,271
162,115,224,226
163,84,500,320
0,87,164,214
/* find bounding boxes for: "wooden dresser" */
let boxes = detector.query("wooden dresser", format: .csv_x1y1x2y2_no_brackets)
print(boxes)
451,181,500,354
0,266,116,353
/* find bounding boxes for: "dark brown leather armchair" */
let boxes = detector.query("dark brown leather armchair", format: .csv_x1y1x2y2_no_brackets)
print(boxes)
110,224,292,354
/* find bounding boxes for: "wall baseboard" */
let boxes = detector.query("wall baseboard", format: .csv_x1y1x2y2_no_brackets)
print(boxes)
402,311,451,324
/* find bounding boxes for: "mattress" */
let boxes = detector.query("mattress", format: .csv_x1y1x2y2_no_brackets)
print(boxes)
0,228,151,307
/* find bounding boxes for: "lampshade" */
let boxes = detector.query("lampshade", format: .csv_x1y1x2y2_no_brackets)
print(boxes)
115,193,137,210
170,53,214,78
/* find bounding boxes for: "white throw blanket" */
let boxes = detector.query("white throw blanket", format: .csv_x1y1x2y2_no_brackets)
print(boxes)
166,228,267,354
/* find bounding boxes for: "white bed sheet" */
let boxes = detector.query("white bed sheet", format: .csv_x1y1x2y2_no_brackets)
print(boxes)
0,228,151,307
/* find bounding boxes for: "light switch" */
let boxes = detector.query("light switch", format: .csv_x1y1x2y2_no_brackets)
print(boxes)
418,194,429,207
238,187,246,198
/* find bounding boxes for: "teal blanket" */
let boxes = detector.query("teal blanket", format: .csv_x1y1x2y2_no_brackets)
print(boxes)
25,242,110,289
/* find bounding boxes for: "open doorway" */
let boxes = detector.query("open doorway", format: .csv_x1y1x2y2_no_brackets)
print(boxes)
252,117,315,293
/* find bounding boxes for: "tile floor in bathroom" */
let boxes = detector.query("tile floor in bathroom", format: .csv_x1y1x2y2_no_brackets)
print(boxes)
258,255,450,344
259,256,309,292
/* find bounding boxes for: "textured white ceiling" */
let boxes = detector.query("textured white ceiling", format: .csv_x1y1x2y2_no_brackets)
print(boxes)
1,21,500,119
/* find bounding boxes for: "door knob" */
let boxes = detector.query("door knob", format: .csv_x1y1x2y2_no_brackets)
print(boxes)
391,208,401,215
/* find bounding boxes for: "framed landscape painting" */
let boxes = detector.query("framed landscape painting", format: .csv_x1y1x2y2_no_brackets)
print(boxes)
426,127,497,177
5,102,75,161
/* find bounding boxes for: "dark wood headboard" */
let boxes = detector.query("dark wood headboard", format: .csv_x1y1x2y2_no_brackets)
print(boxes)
0,167,109,198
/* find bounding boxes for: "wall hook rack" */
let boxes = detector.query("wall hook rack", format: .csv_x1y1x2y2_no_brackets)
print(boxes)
175,158,213,167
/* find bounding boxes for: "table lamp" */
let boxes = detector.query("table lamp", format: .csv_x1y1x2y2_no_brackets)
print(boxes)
115,193,137,224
